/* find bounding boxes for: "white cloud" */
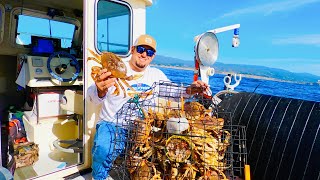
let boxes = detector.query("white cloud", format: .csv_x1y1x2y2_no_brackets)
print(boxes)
218,0,320,19
272,34,320,46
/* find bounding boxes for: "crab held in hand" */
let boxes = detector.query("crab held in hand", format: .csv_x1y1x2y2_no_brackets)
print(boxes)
87,49,142,97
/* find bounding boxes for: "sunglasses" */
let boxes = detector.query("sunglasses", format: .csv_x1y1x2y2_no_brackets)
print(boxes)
136,46,155,57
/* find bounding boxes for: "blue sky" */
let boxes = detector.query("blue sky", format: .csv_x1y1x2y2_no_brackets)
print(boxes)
146,0,320,76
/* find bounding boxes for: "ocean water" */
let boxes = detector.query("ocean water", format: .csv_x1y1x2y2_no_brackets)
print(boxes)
159,67,320,102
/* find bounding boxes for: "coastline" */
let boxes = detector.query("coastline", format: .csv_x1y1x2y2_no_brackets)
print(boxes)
151,64,292,83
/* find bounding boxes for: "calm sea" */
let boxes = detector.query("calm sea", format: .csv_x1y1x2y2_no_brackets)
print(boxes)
159,67,320,102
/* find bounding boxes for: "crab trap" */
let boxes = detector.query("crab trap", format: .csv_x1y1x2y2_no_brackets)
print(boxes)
111,81,247,180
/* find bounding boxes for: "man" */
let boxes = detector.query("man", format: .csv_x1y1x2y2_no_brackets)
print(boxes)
87,34,208,180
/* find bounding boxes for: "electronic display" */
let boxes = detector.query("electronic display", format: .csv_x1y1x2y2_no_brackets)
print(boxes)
31,36,61,55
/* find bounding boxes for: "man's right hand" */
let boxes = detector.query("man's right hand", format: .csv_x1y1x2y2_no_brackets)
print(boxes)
95,69,116,98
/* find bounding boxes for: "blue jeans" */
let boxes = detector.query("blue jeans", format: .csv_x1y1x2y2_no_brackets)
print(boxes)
91,121,127,180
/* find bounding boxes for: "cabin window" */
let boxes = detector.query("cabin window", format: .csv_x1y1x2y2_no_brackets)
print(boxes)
0,4,4,44
16,15,75,48
97,0,132,55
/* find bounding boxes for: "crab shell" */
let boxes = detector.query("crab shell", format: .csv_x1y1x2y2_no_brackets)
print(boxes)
100,52,127,78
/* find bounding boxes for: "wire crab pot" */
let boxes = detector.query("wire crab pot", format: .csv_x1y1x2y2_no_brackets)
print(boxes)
111,81,247,180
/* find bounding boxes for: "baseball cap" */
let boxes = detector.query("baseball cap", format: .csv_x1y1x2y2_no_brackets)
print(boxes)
133,34,157,51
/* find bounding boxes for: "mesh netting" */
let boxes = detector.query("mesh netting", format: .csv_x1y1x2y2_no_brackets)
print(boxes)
109,81,247,180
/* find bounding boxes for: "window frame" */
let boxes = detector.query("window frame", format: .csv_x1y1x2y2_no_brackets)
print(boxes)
94,0,133,57
0,4,5,44
9,7,81,49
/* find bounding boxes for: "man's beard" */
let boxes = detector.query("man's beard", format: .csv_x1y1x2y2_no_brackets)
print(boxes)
136,62,146,69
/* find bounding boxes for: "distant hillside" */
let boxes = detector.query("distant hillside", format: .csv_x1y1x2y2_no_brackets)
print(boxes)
152,55,320,83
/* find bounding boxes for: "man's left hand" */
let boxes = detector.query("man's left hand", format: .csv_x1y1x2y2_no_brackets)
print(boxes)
186,80,210,95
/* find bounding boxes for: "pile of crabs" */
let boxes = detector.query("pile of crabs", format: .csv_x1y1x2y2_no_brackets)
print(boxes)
126,100,231,180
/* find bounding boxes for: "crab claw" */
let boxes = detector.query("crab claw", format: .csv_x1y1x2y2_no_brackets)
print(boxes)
91,66,102,82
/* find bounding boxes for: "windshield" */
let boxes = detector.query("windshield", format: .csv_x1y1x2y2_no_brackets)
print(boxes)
16,15,75,48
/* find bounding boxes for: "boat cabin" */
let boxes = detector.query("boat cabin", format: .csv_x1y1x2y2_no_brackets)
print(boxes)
0,0,152,179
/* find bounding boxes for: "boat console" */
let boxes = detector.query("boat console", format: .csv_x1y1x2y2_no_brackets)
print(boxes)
16,54,83,87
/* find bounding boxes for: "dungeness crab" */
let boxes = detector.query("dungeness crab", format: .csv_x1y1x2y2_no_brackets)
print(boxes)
87,49,142,97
